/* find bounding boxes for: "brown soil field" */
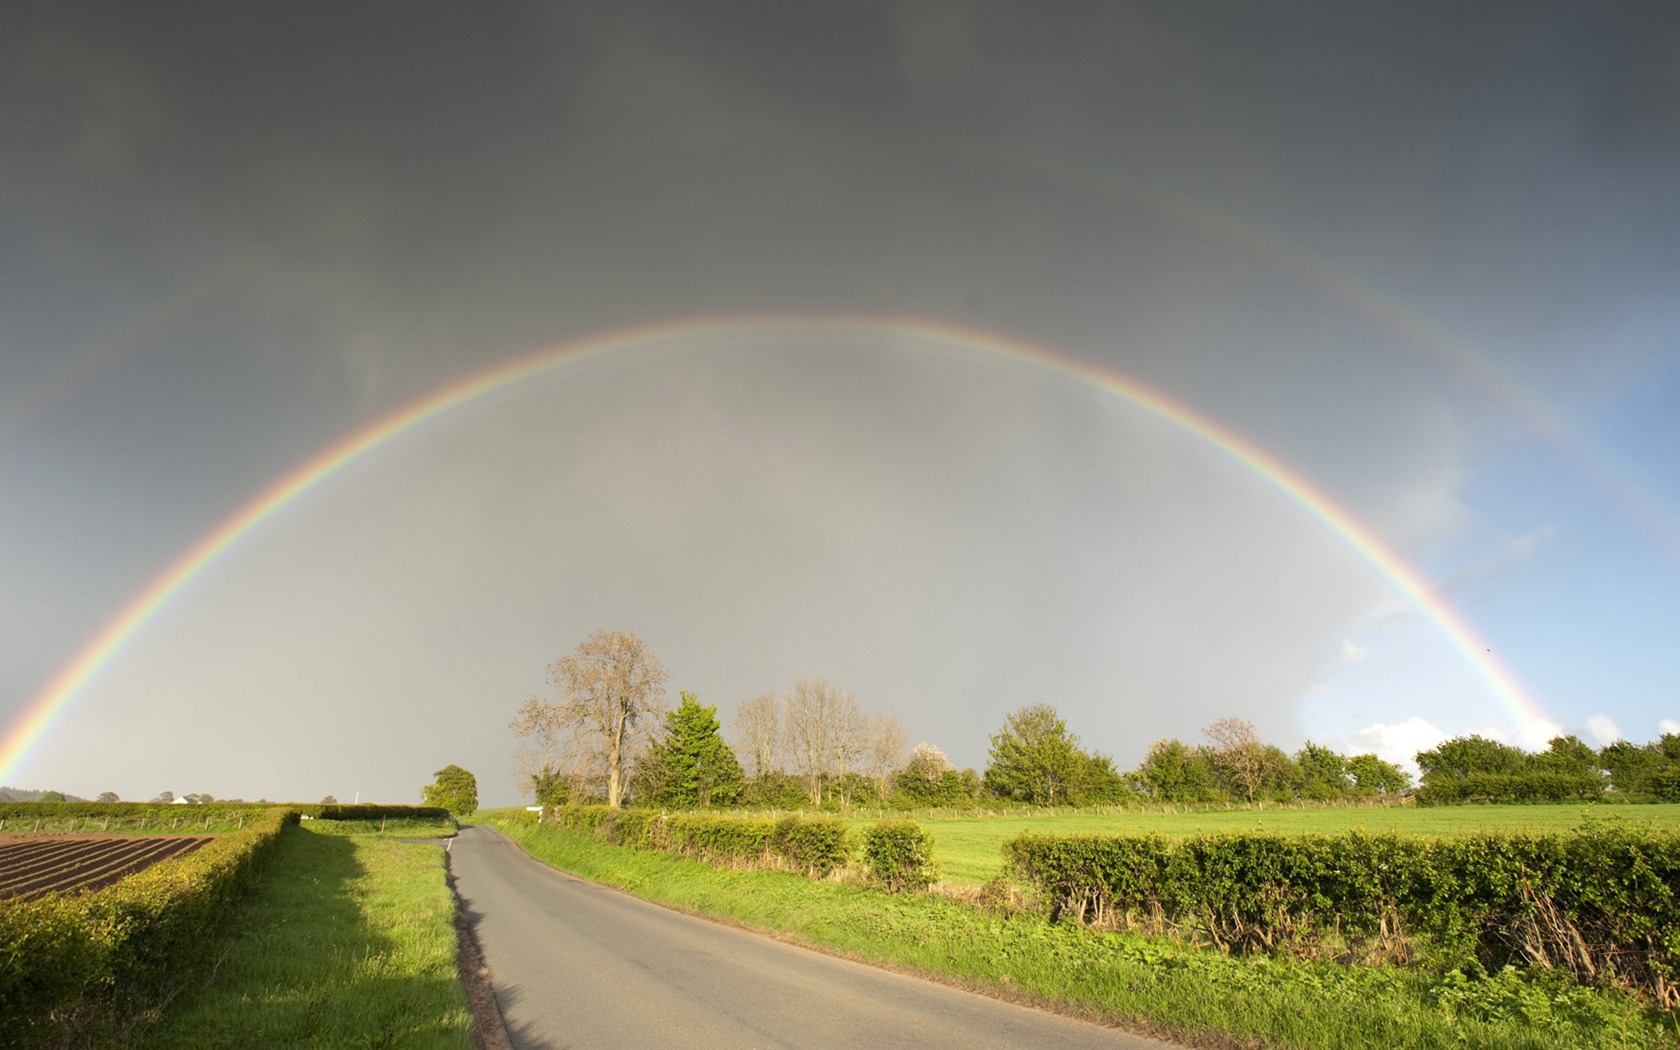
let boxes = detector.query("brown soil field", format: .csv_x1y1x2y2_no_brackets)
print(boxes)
0,835,212,902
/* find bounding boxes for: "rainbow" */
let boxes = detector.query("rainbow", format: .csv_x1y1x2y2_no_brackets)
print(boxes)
0,315,1558,782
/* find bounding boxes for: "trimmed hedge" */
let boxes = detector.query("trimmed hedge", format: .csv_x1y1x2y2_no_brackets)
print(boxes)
1004,826,1680,1007
300,803,453,822
543,805,853,878
0,807,297,1046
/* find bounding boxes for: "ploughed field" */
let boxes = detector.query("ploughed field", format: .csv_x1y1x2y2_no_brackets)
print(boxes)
0,835,212,901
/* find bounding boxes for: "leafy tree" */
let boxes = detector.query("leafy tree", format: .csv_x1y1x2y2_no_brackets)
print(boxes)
152,790,174,803
639,692,744,808
1133,738,1224,802
96,791,119,803
38,790,66,803
983,704,1085,805
1347,753,1412,795
321,795,338,805
1072,750,1134,804
1600,739,1660,795
529,765,570,807
1416,735,1526,780
1295,742,1350,800
422,764,478,816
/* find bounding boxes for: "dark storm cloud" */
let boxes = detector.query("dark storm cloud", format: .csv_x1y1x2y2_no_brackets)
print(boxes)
3,1,1678,798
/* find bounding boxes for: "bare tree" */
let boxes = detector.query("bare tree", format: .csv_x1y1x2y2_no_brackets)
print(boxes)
731,693,782,779
783,677,861,806
519,630,668,808
510,695,587,802
1203,717,1266,804
862,712,908,804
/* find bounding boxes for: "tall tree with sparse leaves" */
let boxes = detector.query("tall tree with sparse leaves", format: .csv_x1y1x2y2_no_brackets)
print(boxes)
518,629,668,808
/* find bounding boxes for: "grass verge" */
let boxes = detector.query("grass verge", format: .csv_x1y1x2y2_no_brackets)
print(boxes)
136,823,472,1049
488,815,1678,1050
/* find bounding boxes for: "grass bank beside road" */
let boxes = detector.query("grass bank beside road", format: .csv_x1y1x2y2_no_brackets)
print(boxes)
138,823,472,1049
488,813,1677,1050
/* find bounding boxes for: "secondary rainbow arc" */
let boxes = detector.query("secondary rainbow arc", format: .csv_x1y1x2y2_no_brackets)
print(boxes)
0,315,1556,783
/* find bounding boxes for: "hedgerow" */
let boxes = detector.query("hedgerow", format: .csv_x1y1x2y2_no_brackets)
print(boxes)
301,803,453,822
0,807,296,1046
1004,825,1680,1007
543,805,856,878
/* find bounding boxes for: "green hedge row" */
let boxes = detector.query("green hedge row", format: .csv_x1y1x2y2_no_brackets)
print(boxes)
544,805,855,878
296,803,453,821
0,807,297,1046
1004,827,1680,1007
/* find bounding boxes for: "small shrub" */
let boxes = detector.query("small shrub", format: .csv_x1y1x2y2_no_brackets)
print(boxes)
861,820,936,892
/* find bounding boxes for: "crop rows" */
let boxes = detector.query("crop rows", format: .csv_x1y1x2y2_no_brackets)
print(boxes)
0,836,212,902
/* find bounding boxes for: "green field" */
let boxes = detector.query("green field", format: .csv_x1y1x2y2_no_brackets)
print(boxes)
896,802,1680,886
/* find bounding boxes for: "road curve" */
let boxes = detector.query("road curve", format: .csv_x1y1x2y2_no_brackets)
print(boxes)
449,824,1180,1050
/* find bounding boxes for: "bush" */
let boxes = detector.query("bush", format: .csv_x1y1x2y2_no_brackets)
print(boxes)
1004,826,1680,1007
861,820,936,892
0,808,296,1046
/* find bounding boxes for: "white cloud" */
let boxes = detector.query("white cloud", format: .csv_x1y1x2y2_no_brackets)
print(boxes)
1583,715,1621,746
1337,639,1369,666
1515,717,1566,751
1660,719,1680,737
1345,716,1450,774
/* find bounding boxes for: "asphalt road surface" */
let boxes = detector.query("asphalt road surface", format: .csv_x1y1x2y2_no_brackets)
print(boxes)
449,824,1181,1050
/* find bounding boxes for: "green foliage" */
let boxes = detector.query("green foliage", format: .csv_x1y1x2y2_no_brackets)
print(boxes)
0,802,277,835
1601,735,1680,801
1415,734,1606,804
771,813,850,876
638,692,745,808
0,808,295,1046
861,820,936,892
1346,753,1412,796
304,804,453,822
419,765,478,816
738,771,812,809
543,804,850,877
1133,738,1225,803
983,704,1087,805
1005,825,1680,1007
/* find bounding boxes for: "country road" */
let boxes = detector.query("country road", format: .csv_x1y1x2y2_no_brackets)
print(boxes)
448,824,1181,1050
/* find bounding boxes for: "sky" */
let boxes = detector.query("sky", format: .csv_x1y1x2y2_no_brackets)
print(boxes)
2,1,1677,806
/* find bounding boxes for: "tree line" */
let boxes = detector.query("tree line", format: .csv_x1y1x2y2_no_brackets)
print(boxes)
506,630,1679,811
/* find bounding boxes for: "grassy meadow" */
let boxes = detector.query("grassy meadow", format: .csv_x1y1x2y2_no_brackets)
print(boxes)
135,821,472,1049
882,802,1680,886
487,811,1678,1050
